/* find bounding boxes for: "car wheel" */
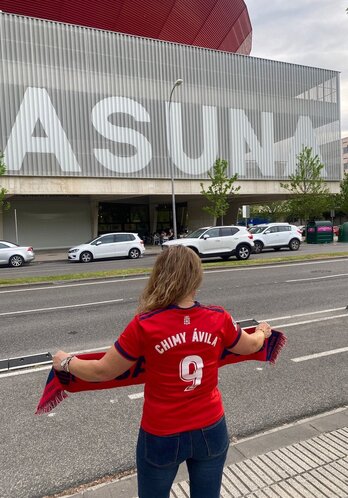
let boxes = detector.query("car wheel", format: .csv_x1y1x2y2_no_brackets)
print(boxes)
9,255,24,267
236,244,251,260
254,241,263,254
80,251,93,263
289,238,300,251
128,248,140,259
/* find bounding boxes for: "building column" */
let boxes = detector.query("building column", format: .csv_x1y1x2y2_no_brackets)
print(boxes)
0,208,3,239
90,201,99,238
224,199,240,225
147,201,158,235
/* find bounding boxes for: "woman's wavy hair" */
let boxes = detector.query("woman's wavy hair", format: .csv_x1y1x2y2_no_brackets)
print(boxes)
137,245,203,314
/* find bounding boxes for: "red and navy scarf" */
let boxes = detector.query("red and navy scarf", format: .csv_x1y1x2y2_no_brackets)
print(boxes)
36,327,286,415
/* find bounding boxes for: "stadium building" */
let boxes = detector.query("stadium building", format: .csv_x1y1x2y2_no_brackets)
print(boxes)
0,1,342,248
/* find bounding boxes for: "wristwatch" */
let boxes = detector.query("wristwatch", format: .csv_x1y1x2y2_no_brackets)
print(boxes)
60,355,75,373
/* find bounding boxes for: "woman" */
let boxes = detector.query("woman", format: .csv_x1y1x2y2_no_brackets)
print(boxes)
53,245,271,498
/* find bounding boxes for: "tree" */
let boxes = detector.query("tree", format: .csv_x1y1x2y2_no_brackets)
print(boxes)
0,152,10,211
280,146,332,223
250,201,289,222
337,171,348,215
200,158,240,225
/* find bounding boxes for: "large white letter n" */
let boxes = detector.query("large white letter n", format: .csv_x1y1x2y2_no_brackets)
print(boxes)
4,87,81,172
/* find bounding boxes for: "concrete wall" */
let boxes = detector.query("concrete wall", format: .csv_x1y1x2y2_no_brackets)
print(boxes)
3,198,92,249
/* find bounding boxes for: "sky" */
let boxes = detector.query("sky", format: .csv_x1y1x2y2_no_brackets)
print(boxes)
247,0,348,139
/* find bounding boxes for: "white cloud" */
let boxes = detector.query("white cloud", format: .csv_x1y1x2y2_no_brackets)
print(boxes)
247,0,348,138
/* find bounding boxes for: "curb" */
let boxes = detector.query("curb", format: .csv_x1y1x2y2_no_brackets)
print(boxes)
56,406,348,498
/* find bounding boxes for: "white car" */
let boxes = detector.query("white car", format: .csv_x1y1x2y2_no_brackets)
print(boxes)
248,223,302,253
68,233,145,263
162,226,254,260
0,240,35,267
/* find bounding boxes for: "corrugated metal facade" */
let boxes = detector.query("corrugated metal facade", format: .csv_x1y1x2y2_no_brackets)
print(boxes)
0,0,252,54
0,13,341,181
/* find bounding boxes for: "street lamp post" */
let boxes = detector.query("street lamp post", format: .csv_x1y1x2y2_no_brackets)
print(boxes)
168,78,183,239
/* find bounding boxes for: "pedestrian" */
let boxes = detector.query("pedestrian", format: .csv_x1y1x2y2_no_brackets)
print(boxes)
53,245,271,498
159,230,166,245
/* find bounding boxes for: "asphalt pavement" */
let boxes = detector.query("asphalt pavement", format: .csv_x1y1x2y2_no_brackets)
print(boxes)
61,407,348,498
34,238,348,265
7,241,348,498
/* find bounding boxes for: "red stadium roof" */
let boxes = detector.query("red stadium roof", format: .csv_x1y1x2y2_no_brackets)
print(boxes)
0,0,252,54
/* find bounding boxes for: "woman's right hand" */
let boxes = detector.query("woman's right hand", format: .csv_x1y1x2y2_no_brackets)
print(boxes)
255,322,272,339
52,350,70,371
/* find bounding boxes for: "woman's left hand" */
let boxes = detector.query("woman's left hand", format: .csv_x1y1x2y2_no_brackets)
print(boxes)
255,322,272,339
52,350,70,371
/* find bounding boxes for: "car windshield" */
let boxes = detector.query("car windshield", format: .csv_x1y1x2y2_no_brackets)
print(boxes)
248,226,266,234
184,228,208,238
84,237,100,244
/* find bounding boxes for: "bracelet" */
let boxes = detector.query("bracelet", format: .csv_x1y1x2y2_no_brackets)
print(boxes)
256,327,267,336
66,355,75,373
61,354,75,373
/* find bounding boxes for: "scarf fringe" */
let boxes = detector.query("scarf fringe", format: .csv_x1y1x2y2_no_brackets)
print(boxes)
35,389,68,415
269,332,287,365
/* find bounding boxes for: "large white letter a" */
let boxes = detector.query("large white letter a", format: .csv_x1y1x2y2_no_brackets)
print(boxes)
4,87,81,172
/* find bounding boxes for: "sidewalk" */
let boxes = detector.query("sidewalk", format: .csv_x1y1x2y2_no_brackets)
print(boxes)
34,245,163,263
62,406,348,498
34,242,348,265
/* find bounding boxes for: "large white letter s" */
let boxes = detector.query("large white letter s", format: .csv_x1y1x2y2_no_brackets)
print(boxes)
92,97,152,173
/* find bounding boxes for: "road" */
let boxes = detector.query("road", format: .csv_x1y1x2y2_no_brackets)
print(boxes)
0,258,347,497
0,240,348,279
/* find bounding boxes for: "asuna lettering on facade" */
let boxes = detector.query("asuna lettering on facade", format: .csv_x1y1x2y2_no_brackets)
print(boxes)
4,87,324,178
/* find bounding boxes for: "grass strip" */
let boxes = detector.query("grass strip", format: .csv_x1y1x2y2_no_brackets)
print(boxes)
1,252,348,287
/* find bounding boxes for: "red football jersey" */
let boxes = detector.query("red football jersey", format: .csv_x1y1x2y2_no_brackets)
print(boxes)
115,302,240,435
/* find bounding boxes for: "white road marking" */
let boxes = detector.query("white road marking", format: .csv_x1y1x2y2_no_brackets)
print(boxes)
206,259,348,274
292,347,348,363
271,313,348,329
1,258,348,295
0,299,123,316
0,365,52,377
286,273,348,283
128,392,144,400
0,276,148,294
0,345,108,378
263,307,347,322
1,309,347,379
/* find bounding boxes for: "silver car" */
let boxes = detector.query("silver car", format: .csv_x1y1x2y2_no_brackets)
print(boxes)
68,232,145,263
0,240,35,267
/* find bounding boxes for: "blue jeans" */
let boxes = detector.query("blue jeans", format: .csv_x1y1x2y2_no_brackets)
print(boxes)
136,416,229,498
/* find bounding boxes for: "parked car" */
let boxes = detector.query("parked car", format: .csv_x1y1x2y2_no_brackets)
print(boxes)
298,225,306,237
162,226,254,260
68,233,145,262
0,240,35,267
248,223,302,253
